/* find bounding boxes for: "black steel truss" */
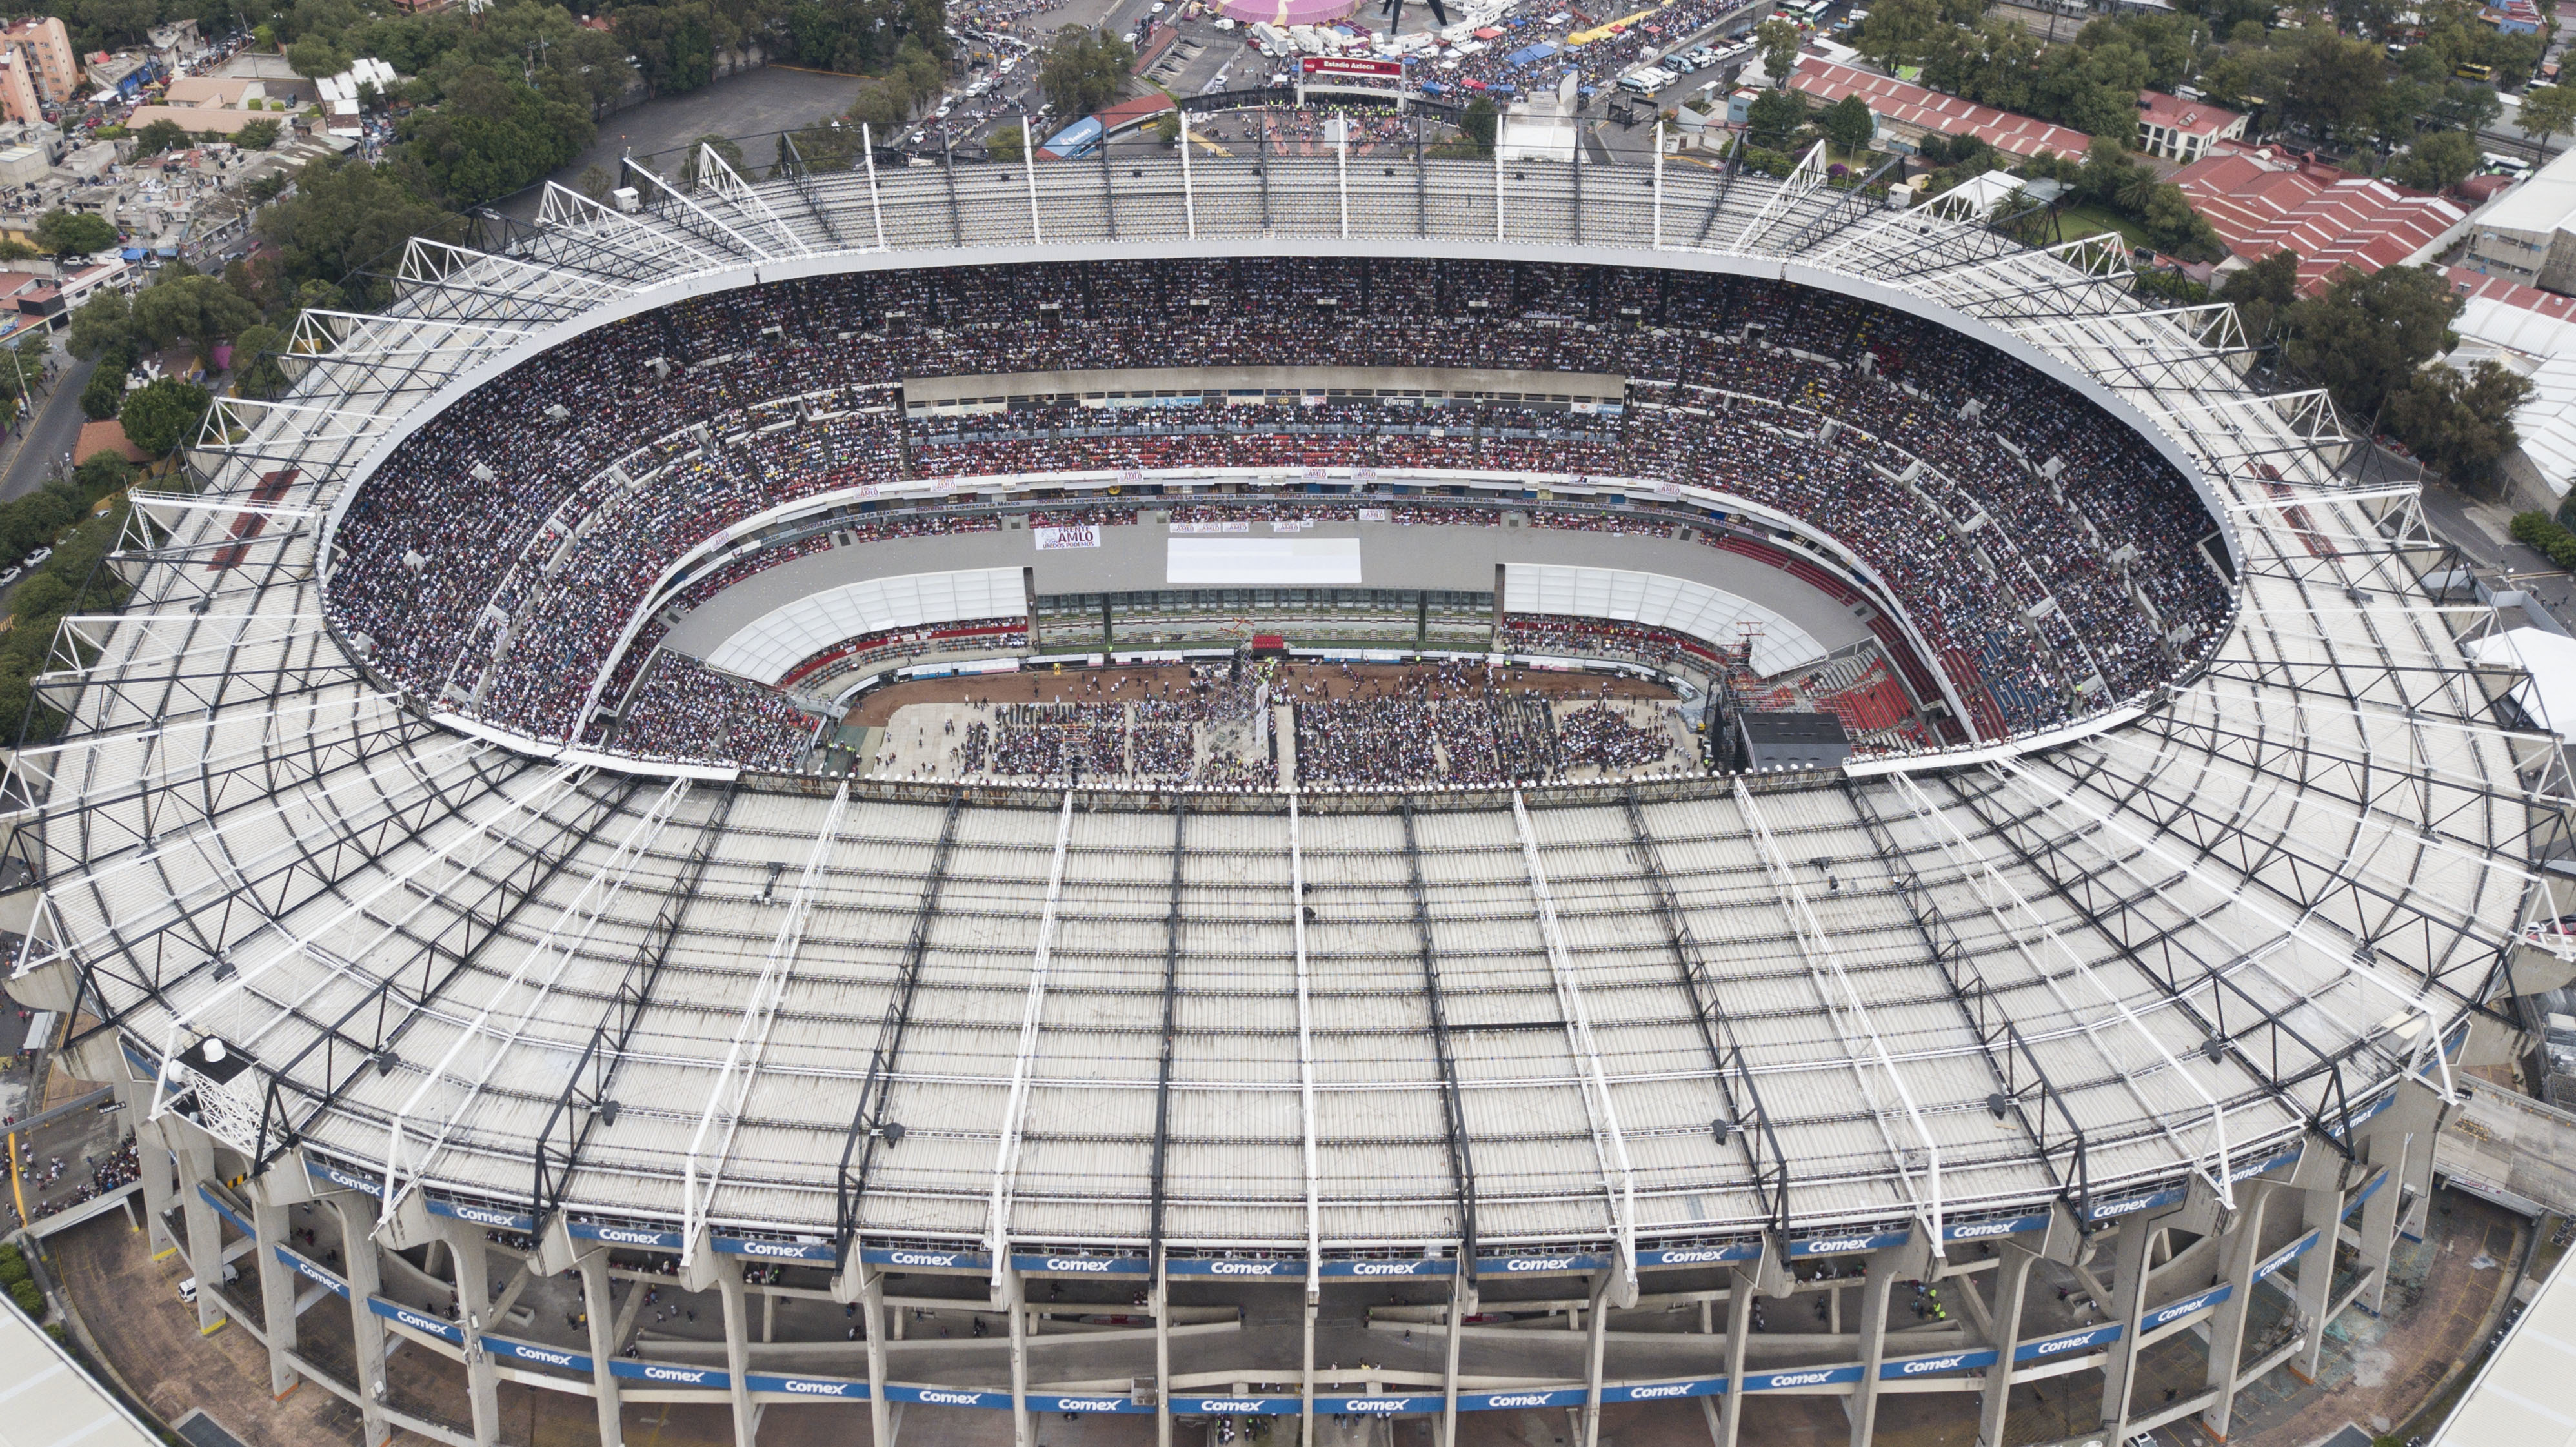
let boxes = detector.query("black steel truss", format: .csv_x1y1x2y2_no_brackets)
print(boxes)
833,793,965,1251
1148,804,1185,1253
1401,802,1482,1266
531,780,741,1220
1618,787,1787,1235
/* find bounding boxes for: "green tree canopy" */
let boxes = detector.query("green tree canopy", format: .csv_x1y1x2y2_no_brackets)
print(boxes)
399,64,596,208
117,376,211,456
676,132,747,187
131,274,261,367
2217,247,2302,342
1460,95,1498,154
254,158,464,302
34,210,117,259
1820,94,1875,153
1746,87,1807,150
129,119,191,159
2282,263,2462,421
2388,358,2533,494
1040,26,1134,119
1755,17,1802,85
2389,128,2479,192
230,323,290,400
236,119,283,150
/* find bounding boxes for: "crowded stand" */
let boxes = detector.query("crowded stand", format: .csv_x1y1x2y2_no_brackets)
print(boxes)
325,258,2227,776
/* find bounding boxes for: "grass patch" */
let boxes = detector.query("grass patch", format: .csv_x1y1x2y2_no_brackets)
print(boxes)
2054,202,2152,253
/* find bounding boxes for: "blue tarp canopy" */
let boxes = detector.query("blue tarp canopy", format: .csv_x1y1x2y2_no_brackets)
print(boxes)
1504,39,1560,65
118,247,143,260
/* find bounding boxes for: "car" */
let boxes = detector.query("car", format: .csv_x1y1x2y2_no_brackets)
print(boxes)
0,568,22,589
1152,1,1167,12
176,1264,239,1303
1214,15,1236,26
2527,915,2576,942
25,547,50,567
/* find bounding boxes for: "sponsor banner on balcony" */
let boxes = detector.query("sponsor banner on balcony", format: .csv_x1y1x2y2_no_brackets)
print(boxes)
714,1235,836,1262
428,1198,536,1233
368,1296,463,1344
2011,1323,2122,1364
305,1157,386,1199
274,1246,348,1300
887,1385,1011,1409
1165,1257,1304,1278
747,1373,871,1400
860,1245,992,1271
1604,1377,1727,1402
1633,1243,1760,1268
1938,1215,2048,1244
1318,1258,1454,1278
1878,1349,1997,1380
1457,1389,1590,1410
2252,1228,2320,1284
1011,1253,1151,1277
1472,1251,1612,1276
569,1220,685,1251
1171,1395,1306,1415
1783,1231,1909,1259
610,1360,732,1390
2082,1186,2186,1223
2140,1285,2231,1335
197,1184,252,1235
1740,1365,1866,1392
484,1335,594,1375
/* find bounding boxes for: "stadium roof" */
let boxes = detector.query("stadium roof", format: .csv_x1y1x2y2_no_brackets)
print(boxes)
0,1302,163,1447
5,148,2543,1268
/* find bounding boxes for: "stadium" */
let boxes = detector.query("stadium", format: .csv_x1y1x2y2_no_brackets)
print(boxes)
3,134,2555,1447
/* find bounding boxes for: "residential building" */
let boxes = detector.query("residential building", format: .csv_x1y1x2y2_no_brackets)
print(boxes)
143,19,203,73
0,17,77,106
1786,57,2093,160
0,50,41,126
85,52,156,99
2459,140,2576,294
2173,146,2465,292
2135,90,2245,163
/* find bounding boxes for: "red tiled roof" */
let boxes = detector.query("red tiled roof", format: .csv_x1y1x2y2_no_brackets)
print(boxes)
2173,148,2464,294
1787,59,2092,160
74,419,147,465
2442,265,2576,321
2137,89,2240,139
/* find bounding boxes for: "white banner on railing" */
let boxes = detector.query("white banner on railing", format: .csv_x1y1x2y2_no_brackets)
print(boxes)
1035,524,1102,551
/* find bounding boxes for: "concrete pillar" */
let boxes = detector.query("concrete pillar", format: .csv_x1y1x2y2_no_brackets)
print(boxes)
716,1260,759,1447
863,1266,895,1447
130,1100,179,1256
2356,1155,2403,1315
1580,1270,1611,1447
170,1135,225,1334
328,1195,394,1447
1846,1260,1898,1447
2293,1183,2341,1379
1716,1268,1755,1447
2097,1210,2164,1440
1005,1267,1032,1447
1156,1257,1174,1447
248,1192,299,1397
1975,1247,2037,1447
2199,1184,2277,1442
440,1219,502,1447
1302,1280,1318,1447
1442,1268,1467,1447
576,1249,626,1447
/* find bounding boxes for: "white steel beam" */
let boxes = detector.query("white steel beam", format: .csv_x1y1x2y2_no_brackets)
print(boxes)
1733,778,1947,1250
681,779,851,1260
1509,791,1638,1303
378,777,692,1220
986,791,1078,1286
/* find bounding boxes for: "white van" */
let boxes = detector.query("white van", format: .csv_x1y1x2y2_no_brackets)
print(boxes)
176,1265,240,1304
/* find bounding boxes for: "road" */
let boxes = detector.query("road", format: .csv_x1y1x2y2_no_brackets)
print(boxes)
0,352,93,507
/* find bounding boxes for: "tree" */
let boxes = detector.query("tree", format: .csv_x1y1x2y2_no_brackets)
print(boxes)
2387,358,2533,494
1820,94,1875,154
2282,263,2462,421
132,274,260,367
77,367,125,422
34,210,116,259
256,158,463,303
65,290,137,363
235,119,282,150
229,323,288,400
398,65,595,208
2390,128,2479,192
1152,110,1181,147
1460,95,1498,154
615,2,719,96
576,163,617,201
286,36,352,79
1755,17,1802,86
985,121,1025,162
2217,247,2301,343
2279,26,2388,139
1039,26,1133,119
1746,87,1807,150
117,377,211,456
2519,83,2576,155
129,119,191,159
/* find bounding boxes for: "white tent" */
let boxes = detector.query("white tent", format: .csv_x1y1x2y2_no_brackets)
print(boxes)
2465,624,2576,741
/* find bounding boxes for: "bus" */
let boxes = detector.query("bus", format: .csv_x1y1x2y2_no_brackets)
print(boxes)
2456,61,2494,81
